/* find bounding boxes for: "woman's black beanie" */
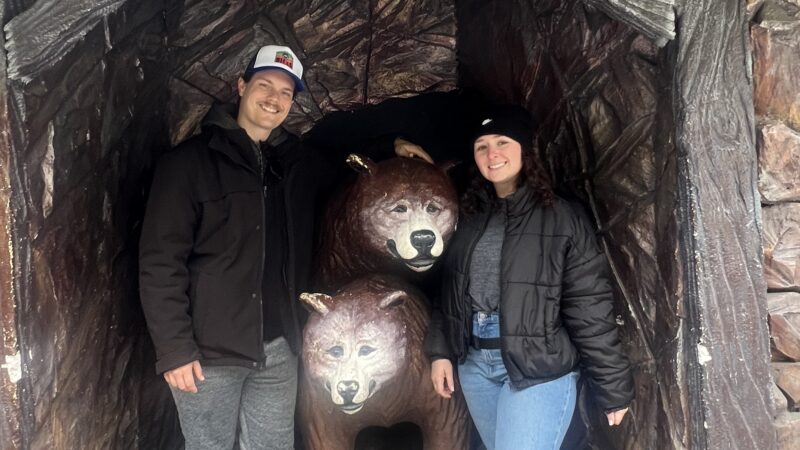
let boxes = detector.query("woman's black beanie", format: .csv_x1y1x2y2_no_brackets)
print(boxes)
469,104,535,149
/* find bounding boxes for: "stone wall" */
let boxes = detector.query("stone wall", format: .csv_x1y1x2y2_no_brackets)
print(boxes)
752,0,800,448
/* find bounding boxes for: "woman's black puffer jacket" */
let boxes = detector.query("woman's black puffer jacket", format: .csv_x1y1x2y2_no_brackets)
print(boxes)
425,187,635,412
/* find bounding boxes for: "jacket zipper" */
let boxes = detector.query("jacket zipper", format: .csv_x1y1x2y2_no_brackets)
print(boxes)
460,210,493,357
282,170,301,345
498,201,510,357
257,143,267,370
210,132,269,369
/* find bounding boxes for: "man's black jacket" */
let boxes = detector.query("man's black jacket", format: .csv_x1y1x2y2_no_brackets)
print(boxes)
139,104,329,374
425,187,635,412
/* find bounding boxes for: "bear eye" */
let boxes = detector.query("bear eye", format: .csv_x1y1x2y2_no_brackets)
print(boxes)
426,203,441,214
391,205,408,213
358,346,376,357
326,346,344,358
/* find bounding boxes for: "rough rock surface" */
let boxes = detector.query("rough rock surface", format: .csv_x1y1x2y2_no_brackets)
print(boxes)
762,203,800,291
752,12,800,131
758,122,800,203
769,293,800,361
774,380,790,416
773,363,800,410
775,411,800,449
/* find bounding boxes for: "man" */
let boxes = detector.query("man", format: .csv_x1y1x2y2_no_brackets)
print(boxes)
139,44,317,450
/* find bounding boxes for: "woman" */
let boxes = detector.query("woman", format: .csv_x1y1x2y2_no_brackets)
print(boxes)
425,104,634,450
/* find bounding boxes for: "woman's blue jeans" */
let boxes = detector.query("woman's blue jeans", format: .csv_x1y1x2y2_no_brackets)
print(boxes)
458,312,577,450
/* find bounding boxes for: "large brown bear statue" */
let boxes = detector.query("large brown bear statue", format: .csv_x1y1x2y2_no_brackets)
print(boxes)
316,155,458,289
299,275,470,450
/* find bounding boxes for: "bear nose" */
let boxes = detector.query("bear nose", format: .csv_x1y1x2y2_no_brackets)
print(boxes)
410,230,435,254
337,380,360,403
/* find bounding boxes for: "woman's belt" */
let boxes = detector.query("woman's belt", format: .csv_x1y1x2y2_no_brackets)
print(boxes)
470,335,501,350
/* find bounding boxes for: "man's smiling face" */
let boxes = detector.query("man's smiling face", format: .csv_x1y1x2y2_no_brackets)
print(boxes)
236,69,294,141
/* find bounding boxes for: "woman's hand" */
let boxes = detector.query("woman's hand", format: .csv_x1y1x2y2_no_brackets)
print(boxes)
431,358,455,399
394,137,434,164
606,407,629,426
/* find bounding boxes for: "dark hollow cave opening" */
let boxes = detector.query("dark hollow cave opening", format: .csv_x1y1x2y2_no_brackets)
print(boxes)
0,1,777,449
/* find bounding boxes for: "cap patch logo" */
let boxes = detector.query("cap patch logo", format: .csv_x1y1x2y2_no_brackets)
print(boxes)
481,119,493,126
275,51,294,68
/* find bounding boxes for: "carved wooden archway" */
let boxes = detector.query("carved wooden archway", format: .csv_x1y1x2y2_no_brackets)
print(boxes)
0,1,776,449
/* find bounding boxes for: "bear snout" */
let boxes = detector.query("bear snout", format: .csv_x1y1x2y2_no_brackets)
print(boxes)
337,380,360,403
410,230,436,255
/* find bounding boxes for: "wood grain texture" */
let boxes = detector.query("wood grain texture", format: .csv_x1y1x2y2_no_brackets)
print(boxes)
4,2,180,449
0,5,23,448
4,0,126,82
583,0,676,45
166,0,457,143
673,0,775,447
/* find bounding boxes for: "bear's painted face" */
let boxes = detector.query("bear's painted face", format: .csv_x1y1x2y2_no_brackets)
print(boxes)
302,294,407,414
360,187,455,272
350,158,458,273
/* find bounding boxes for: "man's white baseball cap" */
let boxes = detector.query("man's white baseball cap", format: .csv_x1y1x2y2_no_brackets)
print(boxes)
243,45,305,92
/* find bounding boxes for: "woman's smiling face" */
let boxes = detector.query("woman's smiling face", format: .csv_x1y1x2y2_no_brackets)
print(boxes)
473,134,523,198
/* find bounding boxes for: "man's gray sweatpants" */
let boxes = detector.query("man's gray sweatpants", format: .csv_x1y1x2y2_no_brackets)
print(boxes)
170,338,298,450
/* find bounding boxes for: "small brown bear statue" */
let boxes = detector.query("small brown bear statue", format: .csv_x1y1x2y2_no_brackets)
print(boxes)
316,155,459,290
299,275,470,450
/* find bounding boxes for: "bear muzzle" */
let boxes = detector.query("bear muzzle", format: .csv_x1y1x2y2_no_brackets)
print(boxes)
386,239,437,272
333,379,378,414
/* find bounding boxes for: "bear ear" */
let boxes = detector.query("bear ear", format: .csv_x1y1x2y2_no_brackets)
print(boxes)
378,290,408,310
437,159,461,174
299,293,333,315
346,154,378,175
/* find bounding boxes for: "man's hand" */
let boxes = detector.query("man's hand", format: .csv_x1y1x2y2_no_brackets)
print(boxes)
164,360,204,393
606,407,629,426
394,137,434,164
431,359,455,399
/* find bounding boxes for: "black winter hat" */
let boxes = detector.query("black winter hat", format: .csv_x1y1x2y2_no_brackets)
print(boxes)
469,104,534,149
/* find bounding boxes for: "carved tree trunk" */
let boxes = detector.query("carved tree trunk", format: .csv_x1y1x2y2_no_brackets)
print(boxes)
672,0,775,447
584,0,676,45
1,5,24,447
